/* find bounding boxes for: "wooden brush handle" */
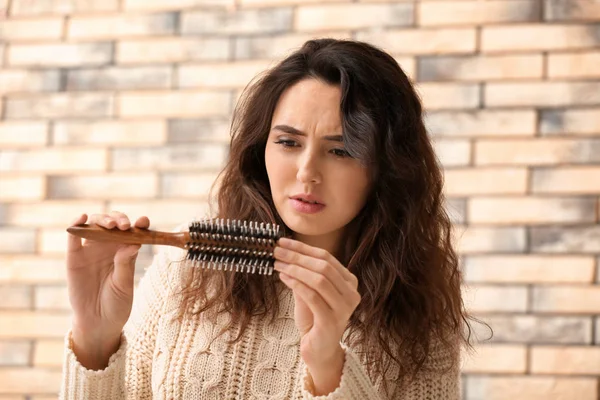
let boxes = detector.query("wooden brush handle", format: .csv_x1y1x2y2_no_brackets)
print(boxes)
67,224,188,248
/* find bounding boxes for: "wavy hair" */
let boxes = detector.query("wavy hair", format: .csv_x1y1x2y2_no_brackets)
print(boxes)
178,38,476,386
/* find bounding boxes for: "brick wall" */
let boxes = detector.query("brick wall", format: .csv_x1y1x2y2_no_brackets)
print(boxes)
0,0,599,399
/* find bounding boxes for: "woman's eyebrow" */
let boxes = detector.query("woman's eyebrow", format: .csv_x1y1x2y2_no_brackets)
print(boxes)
271,124,343,142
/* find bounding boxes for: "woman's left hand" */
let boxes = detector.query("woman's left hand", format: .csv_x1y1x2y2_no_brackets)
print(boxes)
273,237,361,393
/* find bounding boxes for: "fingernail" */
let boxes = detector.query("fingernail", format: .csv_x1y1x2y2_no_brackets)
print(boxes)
278,237,292,245
274,247,288,258
274,261,286,271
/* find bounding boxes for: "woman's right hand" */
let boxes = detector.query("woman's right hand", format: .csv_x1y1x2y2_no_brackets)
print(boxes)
66,211,149,370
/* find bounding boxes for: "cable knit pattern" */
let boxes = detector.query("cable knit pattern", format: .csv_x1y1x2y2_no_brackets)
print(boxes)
60,227,460,400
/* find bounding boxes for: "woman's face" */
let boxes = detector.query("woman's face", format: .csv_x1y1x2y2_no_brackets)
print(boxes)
264,78,371,253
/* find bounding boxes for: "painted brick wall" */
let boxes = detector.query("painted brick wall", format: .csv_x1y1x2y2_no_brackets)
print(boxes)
0,0,599,399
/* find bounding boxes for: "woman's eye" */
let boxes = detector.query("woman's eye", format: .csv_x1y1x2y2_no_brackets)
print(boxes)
331,148,350,158
274,139,297,148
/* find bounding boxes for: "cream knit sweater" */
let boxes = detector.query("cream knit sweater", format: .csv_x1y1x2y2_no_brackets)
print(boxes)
59,236,461,400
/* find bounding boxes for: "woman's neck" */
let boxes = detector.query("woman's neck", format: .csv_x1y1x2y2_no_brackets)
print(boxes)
292,229,344,261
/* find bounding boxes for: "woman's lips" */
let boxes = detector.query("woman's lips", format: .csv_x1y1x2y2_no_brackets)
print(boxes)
289,198,326,214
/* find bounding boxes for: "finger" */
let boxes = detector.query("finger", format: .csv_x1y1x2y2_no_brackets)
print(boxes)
67,213,87,252
279,272,333,327
277,237,355,284
133,216,150,229
88,213,119,229
108,211,131,230
273,246,350,296
275,261,357,313
112,244,140,295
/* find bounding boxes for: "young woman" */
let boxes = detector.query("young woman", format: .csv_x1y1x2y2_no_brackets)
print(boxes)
61,39,472,399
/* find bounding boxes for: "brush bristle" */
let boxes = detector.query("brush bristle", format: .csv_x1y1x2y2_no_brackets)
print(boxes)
185,218,282,275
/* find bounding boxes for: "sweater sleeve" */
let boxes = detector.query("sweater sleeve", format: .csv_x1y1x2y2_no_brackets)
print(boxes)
300,339,461,400
59,238,187,400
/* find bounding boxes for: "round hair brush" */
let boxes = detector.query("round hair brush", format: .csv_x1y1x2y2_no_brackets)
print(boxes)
67,218,284,275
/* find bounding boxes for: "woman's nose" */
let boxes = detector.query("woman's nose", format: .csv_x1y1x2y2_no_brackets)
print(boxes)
296,153,322,184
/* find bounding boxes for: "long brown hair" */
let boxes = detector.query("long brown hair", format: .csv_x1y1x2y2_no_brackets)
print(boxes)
178,38,475,384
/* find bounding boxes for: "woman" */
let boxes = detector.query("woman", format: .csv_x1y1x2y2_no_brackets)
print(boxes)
61,39,472,399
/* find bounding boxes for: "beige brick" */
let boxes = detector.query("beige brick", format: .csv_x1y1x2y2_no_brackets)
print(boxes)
178,61,273,89
471,316,592,344
0,229,36,254
234,32,351,60
38,229,68,254
0,176,46,201
33,340,63,367
418,54,543,81
482,24,600,52
54,121,166,146
486,81,600,107
67,66,172,91
118,91,231,117
540,108,600,136
469,197,596,225
0,17,63,41
432,140,471,166
426,110,536,137
68,13,176,40
117,37,230,64
30,397,59,400
0,367,61,393
416,83,480,110
8,43,112,67
241,0,342,5
295,4,413,31
464,255,595,283
4,201,103,228
48,174,158,199
531,226,600,253
475,139,600,166
0,122,48,146
545,0,600,21
10,0,118,15
111,144,227,172
0,256,67,284
357,28,477,55
464,285,528,313
161,173,219,198
182,8,292,35
0,148,108,173
532,167,600,194
466,376,598,400
532,346,600,374
5,93,114,119
0,312,70,338
0,341,30,366
124,0,234,10
462,344,527,373
0,70,60,94
108,201,211,227
444,168,527,195
548,51,600,79
0,286,32,309
533,286,600,313
419,1,540,26
35,286,69,311
457,226,526,253
168,118,231,144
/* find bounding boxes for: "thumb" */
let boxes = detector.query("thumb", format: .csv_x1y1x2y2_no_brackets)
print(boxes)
113,244,140,294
